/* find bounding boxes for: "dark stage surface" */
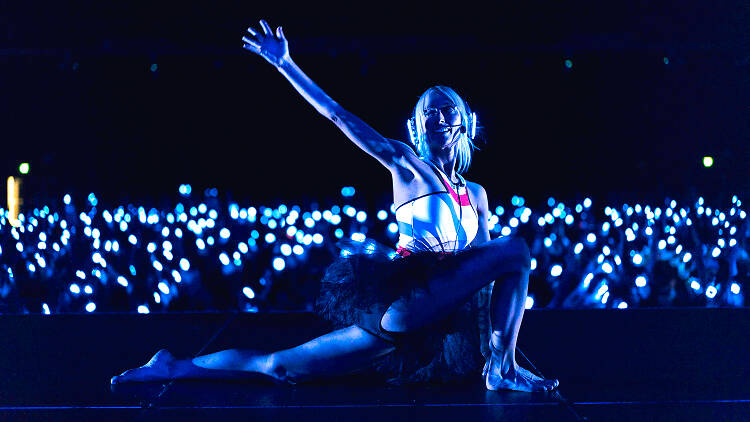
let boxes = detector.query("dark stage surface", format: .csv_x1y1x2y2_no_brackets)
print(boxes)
2,309,749,421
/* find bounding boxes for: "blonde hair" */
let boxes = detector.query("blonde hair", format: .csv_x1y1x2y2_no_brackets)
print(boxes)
412,86,478,174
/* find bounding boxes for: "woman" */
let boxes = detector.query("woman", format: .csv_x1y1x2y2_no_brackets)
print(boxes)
111,19,558,392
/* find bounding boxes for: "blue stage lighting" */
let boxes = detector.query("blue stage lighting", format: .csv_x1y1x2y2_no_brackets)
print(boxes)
137,305,150,314
179,258,190,271
583,273,594,288
632,253,643,265
196,238,206,250
219,253,230,266
550,265,562,277
525,296,534,309
220,228,231,239
265,233,276,243
293,244,304,255
273,257,286,271
70,283,81,294
280,244,292,256
117,276,128,287
207,236,215,245
312,233,324,244
243,286,256,299
712,247,721,257
587,233,596,243
501,227,511,236
509,218,519,228
85,302,96,312
602,262,613,274
706,286,717,299
335,228,345,238
635,276,647,287
731,283,741,294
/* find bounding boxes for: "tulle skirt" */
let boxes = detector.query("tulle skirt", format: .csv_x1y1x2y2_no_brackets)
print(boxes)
314,239,488,385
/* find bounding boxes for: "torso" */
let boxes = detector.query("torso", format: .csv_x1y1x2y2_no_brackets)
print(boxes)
389,152,481,253
390,154,481,212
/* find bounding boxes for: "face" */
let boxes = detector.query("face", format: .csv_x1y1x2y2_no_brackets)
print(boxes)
422,90,463,151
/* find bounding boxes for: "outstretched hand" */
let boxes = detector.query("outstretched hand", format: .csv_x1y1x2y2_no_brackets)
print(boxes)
242,19,290,67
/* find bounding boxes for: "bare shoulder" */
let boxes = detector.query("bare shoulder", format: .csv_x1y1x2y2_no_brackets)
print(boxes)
465,180,489,213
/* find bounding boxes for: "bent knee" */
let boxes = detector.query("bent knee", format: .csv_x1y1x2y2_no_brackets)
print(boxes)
491,236,530,271
512,237,531,271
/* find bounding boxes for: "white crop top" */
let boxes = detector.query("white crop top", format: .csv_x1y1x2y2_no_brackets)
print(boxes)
395,159,479,254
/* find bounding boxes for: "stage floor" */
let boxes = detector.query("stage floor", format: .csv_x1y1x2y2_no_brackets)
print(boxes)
1,311,748,421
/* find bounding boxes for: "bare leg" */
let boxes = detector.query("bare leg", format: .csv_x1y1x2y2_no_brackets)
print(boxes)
380,236,559,392
111,325,394,384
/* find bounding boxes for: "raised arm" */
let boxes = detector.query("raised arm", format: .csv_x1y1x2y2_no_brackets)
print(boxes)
242,20,415,170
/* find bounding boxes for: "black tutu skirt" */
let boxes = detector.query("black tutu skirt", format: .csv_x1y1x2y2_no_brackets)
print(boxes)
314,239,489,385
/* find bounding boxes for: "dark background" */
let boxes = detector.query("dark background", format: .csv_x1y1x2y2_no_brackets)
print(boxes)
2,0,749,209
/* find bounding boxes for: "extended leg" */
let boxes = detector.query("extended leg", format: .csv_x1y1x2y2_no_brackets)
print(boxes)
111,325,394,384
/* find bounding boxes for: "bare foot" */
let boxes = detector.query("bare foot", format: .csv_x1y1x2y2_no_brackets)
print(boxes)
484,359,559,392
482,360,548,383
111,349,177,384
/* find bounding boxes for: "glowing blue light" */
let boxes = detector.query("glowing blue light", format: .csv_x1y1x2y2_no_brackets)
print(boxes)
157,282,169,295
356,211,367,223
117,276,128,287
501,227,511,236
730,238,737,247
597,254,605,264
574,243,583,254
179,258,190,271
632,253,642,265
596,283,609,299
303,234,313,245
712,247,721,258
198,204,207,214
217,228,230,240
84,226,92,237
537,217,546,227
85,302,96,312
587,233,596,243
63,194,71,205
146,242,156,253
602,246,611,256
667,236,676,245
552,208,561,218
281,244,292,256
273,257,286,271
76,270,86,280
138,305,150,314
243,286,256,299
217,253,229,266
682,252,692,263
304,218,315,228
52,243,60,252
635,276,647,287
583,273,594,288
544,213,553,224
15,242,23,252
293,245,304,255
351,232,366,242
706,286,717,299
38,241,46,250
192,238,205,251
565,214,574,225
525,296,534,309
335,228,345,238
602,262,613,274
645,227,653,236
731,283,741,294
550,265,563,277
509,217,519,228
312,233,324,244
372,209,387,221
82,284,92,294
341,186,356,197
152,260,163,271
617,302,628,309
544,237,552,248
530,258,537,270
70,283,80,294
265,233,276,243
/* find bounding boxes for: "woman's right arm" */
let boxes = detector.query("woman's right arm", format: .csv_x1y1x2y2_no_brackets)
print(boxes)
242,20,415,171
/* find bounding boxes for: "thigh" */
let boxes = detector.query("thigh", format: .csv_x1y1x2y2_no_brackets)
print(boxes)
381,236,529,332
